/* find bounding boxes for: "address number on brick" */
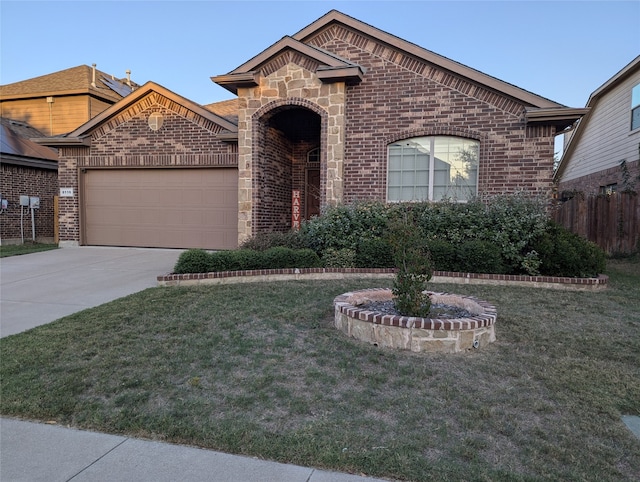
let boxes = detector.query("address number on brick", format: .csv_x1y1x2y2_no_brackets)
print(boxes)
60,188,74,197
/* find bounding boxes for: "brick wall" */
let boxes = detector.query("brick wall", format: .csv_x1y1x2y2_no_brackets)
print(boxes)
57,92,238,245
306,27,556,203
0,163,58,243
557,159,640,196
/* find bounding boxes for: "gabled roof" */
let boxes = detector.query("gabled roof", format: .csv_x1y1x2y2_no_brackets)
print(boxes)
0,65,138,103
34,82,238,147
554,55,640,180
0,118,58,169
212,35,365,94
216,9,565,110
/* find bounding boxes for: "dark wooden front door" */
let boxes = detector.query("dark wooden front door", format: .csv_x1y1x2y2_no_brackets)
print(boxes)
306,169,320,219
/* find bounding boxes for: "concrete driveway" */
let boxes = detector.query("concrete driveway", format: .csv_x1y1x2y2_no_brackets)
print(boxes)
0,246,182,338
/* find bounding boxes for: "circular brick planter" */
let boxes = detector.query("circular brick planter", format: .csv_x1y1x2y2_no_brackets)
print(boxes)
333,288,497,354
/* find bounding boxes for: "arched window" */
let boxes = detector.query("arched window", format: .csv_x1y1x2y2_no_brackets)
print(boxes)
307,147,320,164
387,136,479,202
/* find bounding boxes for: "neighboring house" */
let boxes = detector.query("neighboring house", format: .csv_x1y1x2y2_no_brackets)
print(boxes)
0,64,138,137
0,118,58,244
44,10,585,250
0,64,139,245
555,56,640,195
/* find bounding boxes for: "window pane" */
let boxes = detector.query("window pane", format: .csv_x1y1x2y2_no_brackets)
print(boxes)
387,136,478,202
633,84,640,109
632,105,640,131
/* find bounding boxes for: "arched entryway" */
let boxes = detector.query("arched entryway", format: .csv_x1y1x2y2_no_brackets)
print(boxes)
254,105,322,233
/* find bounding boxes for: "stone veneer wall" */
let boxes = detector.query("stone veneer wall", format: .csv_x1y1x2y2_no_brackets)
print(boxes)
236,62,343,243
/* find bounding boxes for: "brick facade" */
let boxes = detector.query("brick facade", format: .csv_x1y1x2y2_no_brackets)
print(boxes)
51,11,573,249
0,163,58,244
557,159,640,196
56,90,237,246
226,15,563,242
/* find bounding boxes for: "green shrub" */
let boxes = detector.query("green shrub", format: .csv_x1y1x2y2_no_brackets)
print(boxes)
531,222,606,277
355,237,395,268
261,247,294,269
240,230,308,251
456,239,507,274
261,247,322,269
173,249,213,274
426,239,458,272
414,193,548,273
387,208,432,317
209,250,238,272
300,201,394,253
292,248,322,268
322,248,356,268
230,249,264,271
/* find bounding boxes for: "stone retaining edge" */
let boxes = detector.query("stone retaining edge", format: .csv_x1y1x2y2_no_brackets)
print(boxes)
157,268,608,291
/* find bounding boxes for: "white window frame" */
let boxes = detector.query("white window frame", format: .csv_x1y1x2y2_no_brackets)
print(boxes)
386,136,479,202
631,84,640,131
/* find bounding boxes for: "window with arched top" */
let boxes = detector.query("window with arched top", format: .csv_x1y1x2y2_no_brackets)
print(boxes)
387,136,479,202
307,147,320,164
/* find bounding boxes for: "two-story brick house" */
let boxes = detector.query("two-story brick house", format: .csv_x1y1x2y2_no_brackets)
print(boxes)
1,65,137,243
47,10,586,250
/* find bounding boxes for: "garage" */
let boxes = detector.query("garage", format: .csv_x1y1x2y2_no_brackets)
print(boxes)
82,168,238,249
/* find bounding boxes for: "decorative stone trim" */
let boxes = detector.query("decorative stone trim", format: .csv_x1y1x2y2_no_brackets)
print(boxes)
333,288,497,353
157,268,608,291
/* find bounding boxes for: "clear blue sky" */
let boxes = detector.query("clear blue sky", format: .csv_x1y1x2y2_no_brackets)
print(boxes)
1,0,639,109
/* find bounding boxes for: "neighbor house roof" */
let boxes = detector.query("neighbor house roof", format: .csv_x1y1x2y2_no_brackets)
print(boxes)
554,55,640,180
0,118,58,169
204,98,239,124
0,65,138,103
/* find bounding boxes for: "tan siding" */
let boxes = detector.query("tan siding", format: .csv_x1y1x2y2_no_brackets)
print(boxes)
0,96,92,136
562,72,640,182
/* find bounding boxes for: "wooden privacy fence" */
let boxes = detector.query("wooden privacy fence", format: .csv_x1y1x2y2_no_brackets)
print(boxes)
552,191,639,255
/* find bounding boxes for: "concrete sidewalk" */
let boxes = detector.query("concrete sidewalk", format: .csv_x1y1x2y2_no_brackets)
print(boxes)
0,247,391,481
1,418,389,482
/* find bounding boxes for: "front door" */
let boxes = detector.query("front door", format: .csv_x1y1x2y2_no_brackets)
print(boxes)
306,168,320,219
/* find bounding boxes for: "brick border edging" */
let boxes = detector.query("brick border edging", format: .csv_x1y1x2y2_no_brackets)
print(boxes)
157,268,608,291
333,288,498,331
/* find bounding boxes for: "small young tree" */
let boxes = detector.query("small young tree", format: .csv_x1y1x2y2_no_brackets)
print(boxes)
386,208,432,317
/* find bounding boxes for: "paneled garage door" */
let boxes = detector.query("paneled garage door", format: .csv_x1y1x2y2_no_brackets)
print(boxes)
82,168,238,249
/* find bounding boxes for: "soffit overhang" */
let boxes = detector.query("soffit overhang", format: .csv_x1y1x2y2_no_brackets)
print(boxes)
31,136,91,147
211,36,365,94
524,107,590,131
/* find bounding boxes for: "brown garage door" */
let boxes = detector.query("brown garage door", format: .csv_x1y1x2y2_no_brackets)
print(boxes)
82,168,238,249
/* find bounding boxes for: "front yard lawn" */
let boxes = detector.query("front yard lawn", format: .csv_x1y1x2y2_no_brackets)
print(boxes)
1,258,639,481
0,242,58,257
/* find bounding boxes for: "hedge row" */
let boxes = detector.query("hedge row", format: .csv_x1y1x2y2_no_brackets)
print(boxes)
174,196,606,277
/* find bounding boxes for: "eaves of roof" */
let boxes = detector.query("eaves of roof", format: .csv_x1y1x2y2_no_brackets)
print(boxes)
292,10,564,109
212,36,365,94
554,55,640,181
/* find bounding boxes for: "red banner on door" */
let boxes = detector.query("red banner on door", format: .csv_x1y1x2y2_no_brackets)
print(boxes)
292,190,301,230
